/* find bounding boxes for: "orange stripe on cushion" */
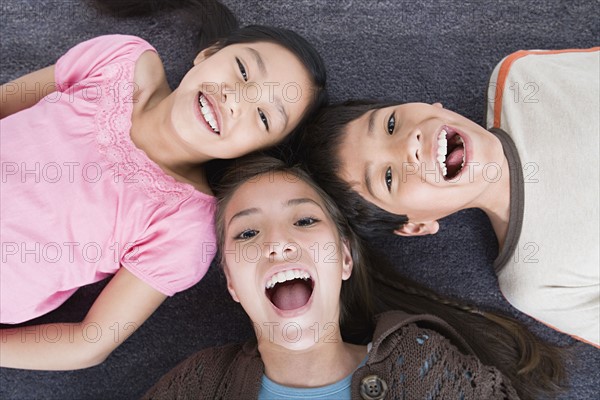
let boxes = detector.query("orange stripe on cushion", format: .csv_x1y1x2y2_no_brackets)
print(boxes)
492,47,600,128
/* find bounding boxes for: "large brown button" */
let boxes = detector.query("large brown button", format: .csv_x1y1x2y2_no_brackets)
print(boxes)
360,374,388,399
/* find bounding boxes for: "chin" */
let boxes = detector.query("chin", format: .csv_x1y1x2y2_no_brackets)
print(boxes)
272,336,320,352
254,318,323,352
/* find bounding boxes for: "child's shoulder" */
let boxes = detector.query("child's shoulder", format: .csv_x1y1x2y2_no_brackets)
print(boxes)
82,35,167,98
134,49,168,92
70,34,155,58
131,45,169,111
57,34,159,83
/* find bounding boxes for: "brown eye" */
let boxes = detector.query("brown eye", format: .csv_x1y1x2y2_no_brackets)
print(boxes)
236,58,248,82
294,217,319,227
387,113,396,135
258,109,269,130
385,167,392,191
236,229,258,240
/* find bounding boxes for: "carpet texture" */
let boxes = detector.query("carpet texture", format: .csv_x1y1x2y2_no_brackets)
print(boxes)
1,0,598,398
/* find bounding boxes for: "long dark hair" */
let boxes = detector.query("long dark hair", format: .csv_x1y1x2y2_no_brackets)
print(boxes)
215,154,566,400
91,0,239,50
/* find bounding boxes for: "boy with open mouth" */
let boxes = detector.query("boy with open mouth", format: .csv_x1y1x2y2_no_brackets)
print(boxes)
301,48,600,347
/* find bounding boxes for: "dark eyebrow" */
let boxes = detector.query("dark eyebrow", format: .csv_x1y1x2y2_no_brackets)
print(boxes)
286,198,323,210
228,207,260,228
364,161,377,200
227,198,323,228
367,109,378,137
364,111,379,199
245,47,267,76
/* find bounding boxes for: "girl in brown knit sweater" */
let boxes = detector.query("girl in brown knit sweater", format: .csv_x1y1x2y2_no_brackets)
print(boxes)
144,155,564,400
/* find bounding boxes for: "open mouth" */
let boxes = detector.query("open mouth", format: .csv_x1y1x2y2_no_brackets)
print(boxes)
265,269,314,311
436,127,465,180
197,92,220,134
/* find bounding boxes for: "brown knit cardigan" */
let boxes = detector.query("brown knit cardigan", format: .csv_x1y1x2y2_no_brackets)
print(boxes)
143,311,519,399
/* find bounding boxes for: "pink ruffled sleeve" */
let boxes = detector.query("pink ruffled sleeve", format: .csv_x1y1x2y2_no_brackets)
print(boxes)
121,196,218,296
55,35,156,91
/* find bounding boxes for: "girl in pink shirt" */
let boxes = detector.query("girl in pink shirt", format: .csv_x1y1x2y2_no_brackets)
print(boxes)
0,20,327,369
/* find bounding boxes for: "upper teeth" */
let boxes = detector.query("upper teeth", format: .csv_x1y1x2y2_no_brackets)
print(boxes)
437,129,449,177
266,269,311,289
436,129,465,177
199,94,219,133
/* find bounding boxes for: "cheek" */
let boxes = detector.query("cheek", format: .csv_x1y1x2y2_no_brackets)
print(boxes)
309,235,341,267
225,267,258,302
212,140,247,160
397,183,443,214
228,129,270,156
227,243,260,267
400,183,472,221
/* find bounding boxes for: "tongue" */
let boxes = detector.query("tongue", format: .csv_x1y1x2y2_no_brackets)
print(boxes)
445,147,464,177
271,280,312,310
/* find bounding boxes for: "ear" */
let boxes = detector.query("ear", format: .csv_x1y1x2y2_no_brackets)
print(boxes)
393,221,439,237
432,102,444,109
193,45,220,65
340,239,353,281
222,266,240,303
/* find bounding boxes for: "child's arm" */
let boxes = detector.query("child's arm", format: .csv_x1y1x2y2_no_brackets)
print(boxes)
0,267,167,370
0,65,56,119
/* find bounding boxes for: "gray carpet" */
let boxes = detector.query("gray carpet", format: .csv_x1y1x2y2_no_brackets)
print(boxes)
1,0,598,398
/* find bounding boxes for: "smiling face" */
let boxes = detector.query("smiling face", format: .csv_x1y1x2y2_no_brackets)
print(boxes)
222,172,352,350
171,42,313,160
338,103,508,235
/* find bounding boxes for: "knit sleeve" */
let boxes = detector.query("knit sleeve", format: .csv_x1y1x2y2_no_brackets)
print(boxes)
142,344,244,400
386,324,520,399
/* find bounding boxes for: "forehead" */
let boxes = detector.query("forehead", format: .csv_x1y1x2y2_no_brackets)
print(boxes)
226,41,291,56
224,172,323,219
337,109,379,188
227,41,312,82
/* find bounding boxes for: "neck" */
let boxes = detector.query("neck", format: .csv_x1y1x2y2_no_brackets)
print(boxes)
130,95,211,188
259,336,366,388
475,155,512,250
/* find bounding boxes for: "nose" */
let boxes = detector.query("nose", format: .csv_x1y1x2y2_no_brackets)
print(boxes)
390,126,421,163
222,83,242,118
390,130,422,163
414,130,422,161
262,229,299,262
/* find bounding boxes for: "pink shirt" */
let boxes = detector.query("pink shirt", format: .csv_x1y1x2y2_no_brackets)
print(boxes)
0,35,217,323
